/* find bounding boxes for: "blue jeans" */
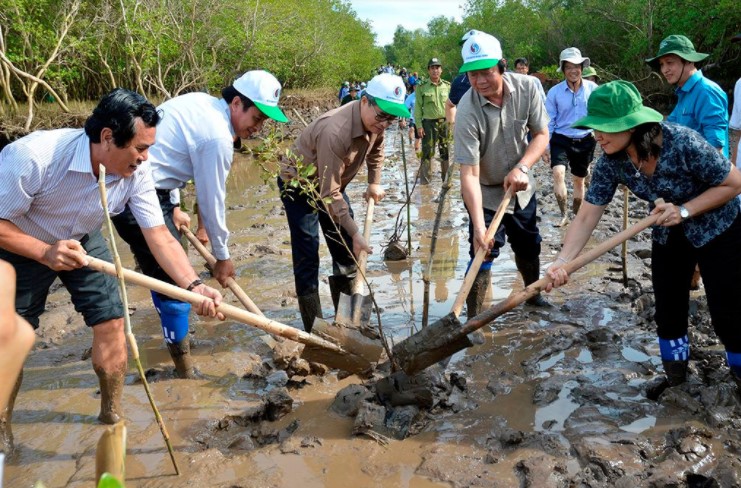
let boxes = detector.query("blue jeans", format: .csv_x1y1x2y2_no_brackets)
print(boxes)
278,177,357,297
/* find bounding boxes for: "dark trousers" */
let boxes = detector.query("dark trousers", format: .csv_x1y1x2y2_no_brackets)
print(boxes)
652,214,741,352
0,231,123,328
278,177,357,297
549,132,596,178
421,118,449,179
466,195,542,262
112,190,182,290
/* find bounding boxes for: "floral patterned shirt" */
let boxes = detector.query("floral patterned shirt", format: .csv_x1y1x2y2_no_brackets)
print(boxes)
586,122,739,247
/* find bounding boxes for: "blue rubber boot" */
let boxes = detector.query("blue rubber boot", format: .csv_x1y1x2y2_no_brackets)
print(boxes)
152,292,195,378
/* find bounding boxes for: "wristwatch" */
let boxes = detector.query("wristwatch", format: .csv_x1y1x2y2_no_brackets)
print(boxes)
517,164,529,174
678,205,690,220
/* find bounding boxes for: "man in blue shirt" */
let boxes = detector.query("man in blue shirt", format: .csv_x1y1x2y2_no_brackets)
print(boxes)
544,47,598,226
645,34,729,157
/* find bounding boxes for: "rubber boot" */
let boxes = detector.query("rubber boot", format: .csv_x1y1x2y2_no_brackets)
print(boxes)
441,159,450,183
328,275,353,311
555,194,568,227
166,338,197,379
466,268,491,319
572,197,582,217
298,292,323,333
418,160,431,185
663,359,688,386
95,365,125,425
514,255,552,307
0,370,22,455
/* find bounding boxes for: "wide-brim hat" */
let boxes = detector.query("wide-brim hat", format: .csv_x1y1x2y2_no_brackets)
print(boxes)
233,70,288,123
365,73,411,118
645,35,708,69
572,80,663,133
459,32,502,73
582,66,599,79
557,47,590,72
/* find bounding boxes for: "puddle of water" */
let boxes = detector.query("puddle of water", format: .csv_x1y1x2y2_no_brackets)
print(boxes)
620,415,656,434
539,351,565,371
576,348,593,363
621,346,651,363
534,380,580,432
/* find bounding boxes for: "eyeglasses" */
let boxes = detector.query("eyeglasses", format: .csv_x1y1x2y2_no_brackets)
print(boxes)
370,103,397,123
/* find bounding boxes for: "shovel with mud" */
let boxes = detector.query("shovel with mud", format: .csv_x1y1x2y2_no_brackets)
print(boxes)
85,257,373,375
302,197,386,368
393,209,662,375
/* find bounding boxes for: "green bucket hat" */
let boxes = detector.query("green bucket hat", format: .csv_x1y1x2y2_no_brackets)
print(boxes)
572,81,663,133
645,35,708,69
582,66,599,79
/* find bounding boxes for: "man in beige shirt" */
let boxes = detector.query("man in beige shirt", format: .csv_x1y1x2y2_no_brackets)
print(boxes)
454,31,551,316
279,73,410,332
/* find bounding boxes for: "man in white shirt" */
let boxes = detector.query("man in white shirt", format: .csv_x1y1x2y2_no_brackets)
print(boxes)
112,71,288,378
0,89,224,452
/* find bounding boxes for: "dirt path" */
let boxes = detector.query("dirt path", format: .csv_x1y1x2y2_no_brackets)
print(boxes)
3,122,741,487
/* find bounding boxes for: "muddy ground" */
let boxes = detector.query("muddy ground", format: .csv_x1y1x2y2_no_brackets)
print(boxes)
3,95,741,487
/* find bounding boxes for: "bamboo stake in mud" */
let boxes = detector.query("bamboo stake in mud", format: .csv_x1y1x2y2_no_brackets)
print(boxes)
421,163,457,328
399,128,412,252
622,186,629,286
97,166,180,475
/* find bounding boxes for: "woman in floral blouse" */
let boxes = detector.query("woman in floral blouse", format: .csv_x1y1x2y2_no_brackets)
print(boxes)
546,80,741,396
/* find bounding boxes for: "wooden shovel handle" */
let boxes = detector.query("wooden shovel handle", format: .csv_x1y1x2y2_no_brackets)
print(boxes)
451,188,514,317
85,257,347,353
351,197,375,294
180,225,263,316
460,209,661,335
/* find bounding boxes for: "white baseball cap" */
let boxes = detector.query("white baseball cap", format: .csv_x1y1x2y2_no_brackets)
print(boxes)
364,73,411,118
232,70,288,123
557,47,590,72
459,32,503,73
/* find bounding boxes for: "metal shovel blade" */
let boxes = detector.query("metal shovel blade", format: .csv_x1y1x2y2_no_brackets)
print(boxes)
336,291,373,327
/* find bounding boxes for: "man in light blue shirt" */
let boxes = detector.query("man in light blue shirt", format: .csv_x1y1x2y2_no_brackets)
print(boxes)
544,47,598,226
646,34,729,157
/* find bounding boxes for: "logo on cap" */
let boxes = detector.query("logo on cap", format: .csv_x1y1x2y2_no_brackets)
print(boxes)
394,86,402,97
470,43,481,54
274,88,280,98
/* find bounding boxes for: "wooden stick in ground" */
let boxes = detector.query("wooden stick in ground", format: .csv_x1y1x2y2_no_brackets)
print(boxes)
97,167,180,475
84,257,373,374
400,129,412,252
421,163,458,328
393,209,662,375
450,188,513,318
622,186,629,286
292,108,309,128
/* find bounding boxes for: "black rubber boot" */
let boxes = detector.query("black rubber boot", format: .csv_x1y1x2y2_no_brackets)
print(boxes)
0,370,22,456
466,268,491,319
663,359,688,386
514,255,552,307
166,338,197,379
298,292,323,333
328,275,353,311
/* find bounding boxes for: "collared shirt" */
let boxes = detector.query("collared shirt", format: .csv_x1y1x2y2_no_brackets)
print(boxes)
414,79,451,121
0,128,163,244
546,79,598,139
148,92,235,260
454,72,550,211
283,101,384,237
668,70,729,157
586,122,737,247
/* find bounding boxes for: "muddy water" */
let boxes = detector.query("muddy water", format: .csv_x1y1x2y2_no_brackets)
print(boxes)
5,126,741,487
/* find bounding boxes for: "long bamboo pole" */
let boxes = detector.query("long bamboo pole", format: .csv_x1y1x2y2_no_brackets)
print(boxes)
97,166,180,475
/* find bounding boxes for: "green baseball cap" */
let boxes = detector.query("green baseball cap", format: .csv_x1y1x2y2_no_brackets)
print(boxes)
582,66,599,79
572,81,663,133
645,35,708,69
